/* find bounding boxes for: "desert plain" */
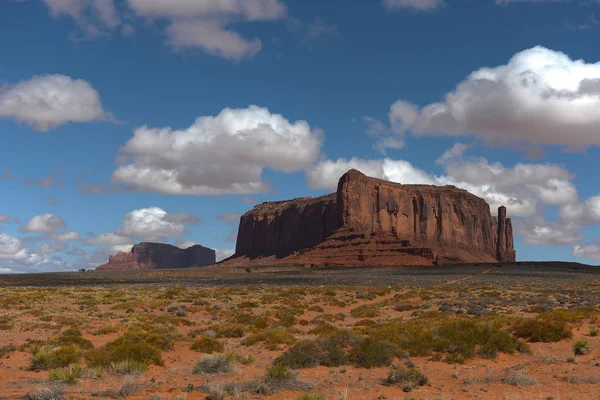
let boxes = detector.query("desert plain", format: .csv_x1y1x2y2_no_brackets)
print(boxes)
0,263,598,400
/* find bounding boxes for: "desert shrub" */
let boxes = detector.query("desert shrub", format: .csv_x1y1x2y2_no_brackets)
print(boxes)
235,313,270,330
369,318,528,363
191,337,224,354
350,305,380,318
308,324,339,335
50,328,93,349
0,315,14,330
276,330,397,369
92,325,119,336
502,371,536,386
350,337,399,368
387,366,428,392
308,305,324,313
111,325,178,351
0,344,16,358
296,395,325,400
589,326,598,337
215,325,245,338
110,359,148,375
275,310,298,327
513,317,572,343
242,327,296,350
266,364,296,382
205,383,226,400
30,345,81,370
25,383,66,400
193,354,234,374
573,340,592,356
227,352,255,365
48,363,83,385
85,340,163,368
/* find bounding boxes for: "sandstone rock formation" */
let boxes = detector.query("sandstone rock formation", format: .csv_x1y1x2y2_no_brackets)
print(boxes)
97,242,216,270
224,169,516,266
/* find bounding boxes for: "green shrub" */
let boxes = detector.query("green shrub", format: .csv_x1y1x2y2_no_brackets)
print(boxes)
387,366,428,392
235,313,270,330
296,394,326,400
31,345,81,370
266,364,295,382
350,305,380,318
0,344,16,358
48,363,83,385
513,317,572,343
51,328,93,349
110,359,148,375
192,354,234,374
589,326,598,337
350,337,399,368
242,327,296,350
573,340,592,356
191,337,224,354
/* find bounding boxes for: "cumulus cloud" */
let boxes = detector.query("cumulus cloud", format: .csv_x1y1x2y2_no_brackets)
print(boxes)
217,213,242,223
112,105,323,195
42,0,120,36
573,243,600,262
513,217,583,246
0,74,109,132
383,0,445,11
216,248,235,261
179,241,196,249
25,170,64,188
21,214,65,234
383,47,600,150
127,0,287,60
38,242,69,254
0,233,29,260
51,231,81,242
87,207,200,252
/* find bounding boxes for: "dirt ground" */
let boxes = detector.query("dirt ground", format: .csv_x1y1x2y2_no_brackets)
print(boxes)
0,263,599,400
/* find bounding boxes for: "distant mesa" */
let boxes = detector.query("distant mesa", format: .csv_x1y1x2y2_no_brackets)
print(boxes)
221,169,516,267
97,242,216,271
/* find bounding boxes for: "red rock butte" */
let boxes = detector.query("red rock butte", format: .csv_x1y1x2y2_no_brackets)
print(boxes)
223,169,516,267
97,242,216,270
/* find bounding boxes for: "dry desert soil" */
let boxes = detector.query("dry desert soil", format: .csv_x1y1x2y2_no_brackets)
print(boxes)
0,262,599,400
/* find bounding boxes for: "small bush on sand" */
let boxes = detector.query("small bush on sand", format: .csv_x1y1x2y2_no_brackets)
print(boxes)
296,393,326,400
387,366,428,392
0,344,16,358
191,337,224,354
573,340,592,356
350,305,380,318
242,327,296,350
26,383,66,400
50,328,93,349
110,359,148,375
193,354,234,374
30,345,81,370
513,317,572,343
502,371,536,387
206,383,226,400
48,363,83,385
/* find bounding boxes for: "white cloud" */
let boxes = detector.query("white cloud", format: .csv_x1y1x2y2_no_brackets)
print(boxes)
112,105,323,195
86,233,133,246
383,0,445,11
21,214,65,234
127,0,287,60
38,242,69,254
42,0,120,36
385,47,600,149
216,248,235,261
117,207,189,237
51,231,82,242
109,244,134,254
513,217,583,246
573,243,600,262
0,74,109,132
217,213,242,223
179,241,196,249
0,233,29,260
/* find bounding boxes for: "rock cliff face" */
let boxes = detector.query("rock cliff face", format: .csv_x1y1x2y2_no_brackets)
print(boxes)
97,242,216,271
226,169,516,266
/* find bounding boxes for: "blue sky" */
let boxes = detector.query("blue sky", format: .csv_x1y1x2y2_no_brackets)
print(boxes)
1,0,600,272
